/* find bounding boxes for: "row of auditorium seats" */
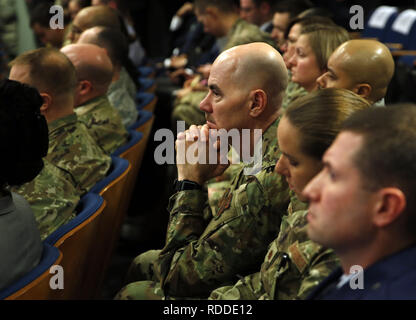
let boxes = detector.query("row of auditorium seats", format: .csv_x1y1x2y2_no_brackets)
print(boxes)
0,84,158,300
359,6,416,104
361,6,416,66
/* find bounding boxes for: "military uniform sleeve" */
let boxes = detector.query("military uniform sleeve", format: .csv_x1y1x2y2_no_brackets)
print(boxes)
295,248,339,299
209,271,268,300
154,170,289,298
270,210,340,300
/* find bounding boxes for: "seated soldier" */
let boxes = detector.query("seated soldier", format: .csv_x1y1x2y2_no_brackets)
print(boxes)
68,4,139,98
115,42,290,300
0,79,45,291
270,0,314,50
305,104,416,299
9,48,111,195
209,88,370,300
30,2,71,48
239,0,277,33
316,39,395,106
171,0,276,129
77,26,138,129
68,4,121,44
61,43,129,154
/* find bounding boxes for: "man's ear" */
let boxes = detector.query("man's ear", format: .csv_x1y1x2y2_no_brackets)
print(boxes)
39,93,52,114
353,83,372,100
249,89,267,117
78,80,93,96
372,188,406,228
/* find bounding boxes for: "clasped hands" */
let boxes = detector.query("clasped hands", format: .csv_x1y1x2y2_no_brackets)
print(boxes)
176,125,230,185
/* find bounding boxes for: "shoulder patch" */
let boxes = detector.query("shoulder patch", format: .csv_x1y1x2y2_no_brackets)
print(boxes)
288,241,308,273
215,191,233,220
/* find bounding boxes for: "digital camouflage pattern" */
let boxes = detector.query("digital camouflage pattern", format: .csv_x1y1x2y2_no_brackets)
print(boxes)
75,95,129,154
108,77,139,129
46,113,111,196
282,78,308,111
223,19,276,51
171,18,276,129
209,195,339,300
120,67,137,100
12,160,80,240
116,117,291,299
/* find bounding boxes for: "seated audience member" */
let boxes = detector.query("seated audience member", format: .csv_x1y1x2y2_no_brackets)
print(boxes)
317,39,394,106
115,42,290,300
0,79,45,291
9,48,111,195
171,0,276,129
68,5,121,43
67,4,139,98
305,104,416,300
91,0,147,67
288,24,349,93
270,0,314,50
30,2,71,48
209,88,370,300
77,26,138,129
239,0,277,33
280,16,336,110
61,43,128,154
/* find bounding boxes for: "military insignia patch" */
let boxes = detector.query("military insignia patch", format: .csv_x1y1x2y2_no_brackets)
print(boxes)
288,242,307,273
215,190,233,219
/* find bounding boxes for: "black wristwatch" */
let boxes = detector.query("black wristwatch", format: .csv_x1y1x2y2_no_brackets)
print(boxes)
173,179,202,192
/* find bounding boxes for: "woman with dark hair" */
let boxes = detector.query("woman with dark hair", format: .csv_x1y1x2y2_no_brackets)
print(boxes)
0,79,49,291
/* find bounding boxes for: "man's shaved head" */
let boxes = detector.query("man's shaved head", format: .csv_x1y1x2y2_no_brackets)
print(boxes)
318,40,394,103
70,5,121,43
77,26,128,68
214,42,288,113
60,43,113,93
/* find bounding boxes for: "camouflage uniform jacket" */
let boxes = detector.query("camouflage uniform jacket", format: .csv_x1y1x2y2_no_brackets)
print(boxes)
12,160,80,240
108,78,139,129
209,195,339,300
46,113,111,195
154,117,291,298
224,18,276,51
120,67,137,100
282,77,308,111
75,95,129,154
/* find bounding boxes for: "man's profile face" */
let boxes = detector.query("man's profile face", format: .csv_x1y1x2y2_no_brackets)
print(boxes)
69,12,88,43
302,131,375,251
199,54,249,132
195,7,219,37
316,50,356,91
32,23,63,48
271,12,290,48
240,0,261,25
